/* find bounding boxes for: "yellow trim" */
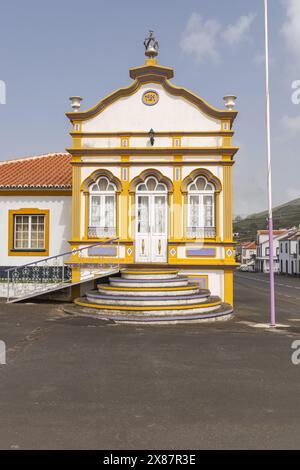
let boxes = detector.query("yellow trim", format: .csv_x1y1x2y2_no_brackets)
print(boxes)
71,130,234,138
120,164,130,240
172,136,182,148
84,192,89,239
98,285,197,292
71,266,81,300
74,299,221,311
72,165,81,240
80,168,122,192
188,274,209,290
121,136,130,148
66,73,237,125
224,269,233,305
8,208,50,257
122,269,178,275
68,147,239,157
223,166,233,242
173,165,182,239
129,168,174,193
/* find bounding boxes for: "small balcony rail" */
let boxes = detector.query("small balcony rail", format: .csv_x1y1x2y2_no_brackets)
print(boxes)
88,226,116,238
186,227,216,239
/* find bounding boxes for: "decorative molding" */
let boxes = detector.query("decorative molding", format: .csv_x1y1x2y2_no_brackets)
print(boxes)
66,70,238,125
181,168,222,193
129,168,173,193
81,168,122,192
67,147,239,157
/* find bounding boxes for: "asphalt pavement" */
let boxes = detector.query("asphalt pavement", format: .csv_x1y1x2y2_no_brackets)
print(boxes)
0,273,300,449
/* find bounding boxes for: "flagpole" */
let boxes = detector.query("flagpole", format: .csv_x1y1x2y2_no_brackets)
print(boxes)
264,0,276,327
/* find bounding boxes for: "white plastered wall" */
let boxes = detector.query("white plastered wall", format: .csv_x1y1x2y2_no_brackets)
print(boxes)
0,195,71,266
82,83,221,133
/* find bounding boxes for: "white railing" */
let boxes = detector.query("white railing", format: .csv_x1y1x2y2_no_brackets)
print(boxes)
186,227,216,239
88,227,116,238
6,238,119,303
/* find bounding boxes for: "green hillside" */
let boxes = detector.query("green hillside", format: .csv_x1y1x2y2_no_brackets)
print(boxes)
234,198,300,242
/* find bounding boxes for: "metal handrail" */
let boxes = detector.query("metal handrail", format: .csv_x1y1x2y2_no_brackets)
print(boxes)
5,238,119,272
6,238,120,303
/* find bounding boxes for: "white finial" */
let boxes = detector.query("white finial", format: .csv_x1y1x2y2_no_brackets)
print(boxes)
69,96,83,112
223,95,237,110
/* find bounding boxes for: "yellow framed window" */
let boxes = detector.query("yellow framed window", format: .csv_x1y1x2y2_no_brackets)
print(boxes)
9,209,49,256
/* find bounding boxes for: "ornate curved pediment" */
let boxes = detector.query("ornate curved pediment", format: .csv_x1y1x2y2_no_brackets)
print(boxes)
66,63,237,126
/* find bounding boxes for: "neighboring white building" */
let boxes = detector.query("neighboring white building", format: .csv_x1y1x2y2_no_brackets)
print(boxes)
0,153,72,279
236,241,256,270
279,229,300,275
255,230,288,273
297,233,300,275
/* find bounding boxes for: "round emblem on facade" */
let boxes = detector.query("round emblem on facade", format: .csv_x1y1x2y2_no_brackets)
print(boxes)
142,90,159,106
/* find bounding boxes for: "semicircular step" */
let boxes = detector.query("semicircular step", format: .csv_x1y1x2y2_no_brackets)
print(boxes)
86,290,218,307
74,296,222,316
97,283,206,297
108,276,189,288
121,269,179,280
71,301,233,323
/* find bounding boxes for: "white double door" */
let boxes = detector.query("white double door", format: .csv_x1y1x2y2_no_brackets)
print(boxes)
135,193,168,263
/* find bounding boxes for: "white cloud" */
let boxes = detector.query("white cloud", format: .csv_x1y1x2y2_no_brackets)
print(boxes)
287,187,300,200
280,114,300,136
222,13,256,46
281,0,300,66
180,13,221,64
180,12,256,65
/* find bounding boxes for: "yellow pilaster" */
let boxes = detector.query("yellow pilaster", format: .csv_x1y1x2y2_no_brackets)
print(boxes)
72,164,81,240
120,163,130,240
224,269,233,305
173,165,182,239
71,265,81,300
84,192,89,238
223,165,233,242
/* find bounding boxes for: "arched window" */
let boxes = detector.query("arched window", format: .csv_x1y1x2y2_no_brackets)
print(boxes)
136,177,167,235
88,177,116,238
187,176,216,239
136,176,167,193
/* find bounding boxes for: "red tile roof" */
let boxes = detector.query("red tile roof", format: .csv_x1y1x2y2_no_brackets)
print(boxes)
280,229,300,242
242,241,256,249
257,230,288,235
0,153,72,189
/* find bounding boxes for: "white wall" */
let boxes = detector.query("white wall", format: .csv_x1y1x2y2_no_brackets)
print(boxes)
0,195,71,266
82,83,221,133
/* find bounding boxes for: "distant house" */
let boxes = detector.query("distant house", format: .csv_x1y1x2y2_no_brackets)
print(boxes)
255,230,289,273
297,233,300,275
279,229,300,275
236,241,256,270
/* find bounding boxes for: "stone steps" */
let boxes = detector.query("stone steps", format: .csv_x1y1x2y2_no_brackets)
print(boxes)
121,269,179,280
97,283,203,297
86,290,215,306
73,268,233,324
109,276,189,288
74,296,222,315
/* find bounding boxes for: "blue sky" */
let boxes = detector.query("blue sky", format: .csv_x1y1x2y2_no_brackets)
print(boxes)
0,0,299,216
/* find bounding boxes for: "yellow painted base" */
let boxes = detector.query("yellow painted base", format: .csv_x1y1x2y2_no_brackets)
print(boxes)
74,299,221,311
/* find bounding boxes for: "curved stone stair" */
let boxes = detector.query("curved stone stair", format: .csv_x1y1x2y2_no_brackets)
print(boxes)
73,269,233,323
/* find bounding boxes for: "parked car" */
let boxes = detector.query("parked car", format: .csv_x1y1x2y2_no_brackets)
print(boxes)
239,264,249,272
